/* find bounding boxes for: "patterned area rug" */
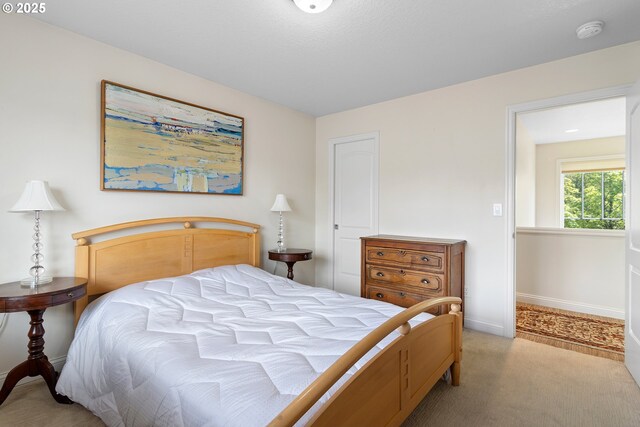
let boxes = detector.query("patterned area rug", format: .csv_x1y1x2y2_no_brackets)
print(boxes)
516,303,624,361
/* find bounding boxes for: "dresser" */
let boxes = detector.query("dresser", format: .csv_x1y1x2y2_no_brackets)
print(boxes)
361,235,466,315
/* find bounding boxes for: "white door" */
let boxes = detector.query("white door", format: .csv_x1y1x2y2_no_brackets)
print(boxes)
627,79,640,387
331,133,379,295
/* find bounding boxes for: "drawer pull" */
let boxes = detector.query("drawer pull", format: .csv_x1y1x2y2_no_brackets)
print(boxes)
421,256,429,262
376,292,384,298
399,292,406,297
67,292,74,298
376,251,384,256
376,272,384,277
421,279,430,284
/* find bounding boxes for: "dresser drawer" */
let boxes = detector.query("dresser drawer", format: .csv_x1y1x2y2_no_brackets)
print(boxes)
366,246,443,271
361,236,465,321
366,265,443,292
366,286,440,314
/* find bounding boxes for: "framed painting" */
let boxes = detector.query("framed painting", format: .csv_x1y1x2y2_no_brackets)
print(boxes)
100,80,244,195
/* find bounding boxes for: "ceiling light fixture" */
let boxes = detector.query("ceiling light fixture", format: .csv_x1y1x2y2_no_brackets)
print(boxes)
293,0,333,14
565,129,579,133
576,21,604,40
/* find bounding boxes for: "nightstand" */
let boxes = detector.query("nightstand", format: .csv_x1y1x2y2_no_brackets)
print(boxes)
268,249,312,280
0,277,87,406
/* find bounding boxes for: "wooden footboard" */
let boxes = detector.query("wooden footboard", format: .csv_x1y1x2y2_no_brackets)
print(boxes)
270,297,463,427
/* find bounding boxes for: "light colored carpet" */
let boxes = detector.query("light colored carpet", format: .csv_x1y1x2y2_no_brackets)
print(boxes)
0,378,103,426
1,330,639,426
403,330,640,426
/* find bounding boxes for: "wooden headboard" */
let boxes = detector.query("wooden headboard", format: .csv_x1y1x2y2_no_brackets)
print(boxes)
72,217,260,324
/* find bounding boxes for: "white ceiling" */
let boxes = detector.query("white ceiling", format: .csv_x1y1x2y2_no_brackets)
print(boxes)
518,97,626,144
34,0,640,117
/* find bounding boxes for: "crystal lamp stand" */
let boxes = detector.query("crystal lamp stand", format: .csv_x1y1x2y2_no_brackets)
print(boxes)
276,211,286,252
20,210,52,288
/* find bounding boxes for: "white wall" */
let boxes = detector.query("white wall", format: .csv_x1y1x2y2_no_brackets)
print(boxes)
315,41,640,336
516,228,624,319
0,16,316,378
535,136,625,227
515,117,536,227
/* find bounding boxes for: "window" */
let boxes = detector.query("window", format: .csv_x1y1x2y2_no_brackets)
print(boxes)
563,169,624,229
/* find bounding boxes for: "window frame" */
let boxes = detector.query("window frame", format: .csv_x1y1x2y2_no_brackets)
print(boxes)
556,154,625,228
562,169,625,222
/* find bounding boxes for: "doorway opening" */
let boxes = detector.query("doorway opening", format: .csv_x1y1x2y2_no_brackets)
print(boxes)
506,86,630,355
514,97,626,359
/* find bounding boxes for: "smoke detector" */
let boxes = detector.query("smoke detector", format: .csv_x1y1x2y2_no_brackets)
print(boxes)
576,21,604,40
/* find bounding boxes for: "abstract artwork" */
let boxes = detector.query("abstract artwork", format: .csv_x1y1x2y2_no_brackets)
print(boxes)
101,81,244,194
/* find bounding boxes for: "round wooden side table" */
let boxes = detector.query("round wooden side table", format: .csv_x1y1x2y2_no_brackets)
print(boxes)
0,277,87,406
268,249,313,280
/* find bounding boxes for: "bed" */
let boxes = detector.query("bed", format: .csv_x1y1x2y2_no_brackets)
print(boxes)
56,217,462,426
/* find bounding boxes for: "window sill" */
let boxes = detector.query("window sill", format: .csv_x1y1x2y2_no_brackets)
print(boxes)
516,226,625,238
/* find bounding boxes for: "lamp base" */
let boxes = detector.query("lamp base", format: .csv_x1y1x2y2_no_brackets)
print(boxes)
20,276,53,288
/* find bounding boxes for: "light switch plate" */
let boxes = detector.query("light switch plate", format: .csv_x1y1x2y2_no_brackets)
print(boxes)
493,203,503,217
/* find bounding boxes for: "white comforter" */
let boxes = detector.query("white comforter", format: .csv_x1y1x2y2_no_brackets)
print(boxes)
56,264,431,427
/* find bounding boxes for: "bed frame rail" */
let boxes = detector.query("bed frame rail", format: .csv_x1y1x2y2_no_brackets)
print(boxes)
270,297,463,427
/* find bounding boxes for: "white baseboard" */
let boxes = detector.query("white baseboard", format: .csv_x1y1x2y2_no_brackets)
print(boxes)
0,355,67,388
464,317,504,336
516,292,624,320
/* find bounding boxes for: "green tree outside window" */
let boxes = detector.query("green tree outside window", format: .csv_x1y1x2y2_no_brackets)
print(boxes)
563,170,624,230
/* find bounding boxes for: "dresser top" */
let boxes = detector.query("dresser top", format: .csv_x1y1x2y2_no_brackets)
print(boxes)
362,235,466,245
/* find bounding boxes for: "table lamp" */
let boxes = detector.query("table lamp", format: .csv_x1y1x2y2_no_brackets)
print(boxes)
10,180,65,287
270,194,291,252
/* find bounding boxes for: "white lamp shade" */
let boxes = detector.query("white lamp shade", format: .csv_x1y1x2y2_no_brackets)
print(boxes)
270,194,292,212
10,180,65,212
294,0,333,14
